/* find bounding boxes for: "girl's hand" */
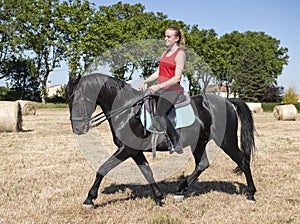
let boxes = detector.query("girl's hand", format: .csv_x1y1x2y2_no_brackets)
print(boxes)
139,81,148,91
148,84,161,93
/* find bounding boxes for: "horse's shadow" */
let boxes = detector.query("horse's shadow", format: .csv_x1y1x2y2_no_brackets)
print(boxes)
94,178,247,207
20,129,34,133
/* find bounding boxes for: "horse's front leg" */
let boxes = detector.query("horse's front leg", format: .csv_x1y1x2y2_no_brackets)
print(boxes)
83,145,131,208
175,142,209,201
132,151,164,206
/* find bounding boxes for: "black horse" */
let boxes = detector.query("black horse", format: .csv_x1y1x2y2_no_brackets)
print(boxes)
66,73,256,207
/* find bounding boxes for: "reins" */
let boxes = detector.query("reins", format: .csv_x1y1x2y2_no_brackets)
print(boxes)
88,94,153,128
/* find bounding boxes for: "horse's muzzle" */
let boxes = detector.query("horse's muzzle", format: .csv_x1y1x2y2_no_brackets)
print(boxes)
73,123,89,135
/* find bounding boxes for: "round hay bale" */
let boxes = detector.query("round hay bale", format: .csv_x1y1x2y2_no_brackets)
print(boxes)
247,102,262,113
253,107,263,113
273,104,297,121
0,101,22,132
17,100,37,115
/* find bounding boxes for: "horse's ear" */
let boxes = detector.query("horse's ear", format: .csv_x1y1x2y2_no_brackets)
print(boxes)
68,74,79,84
66,74,81,101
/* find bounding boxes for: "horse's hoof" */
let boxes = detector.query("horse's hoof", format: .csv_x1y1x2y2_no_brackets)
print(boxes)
155,196,164,206
83,203,94,209
156,200,163,207
246,198,256,204
246,195,256,203
83,198,95,209
174,195,185,203
154,193,164,206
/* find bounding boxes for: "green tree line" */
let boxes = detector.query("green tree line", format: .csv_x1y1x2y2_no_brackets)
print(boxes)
0,0,289,102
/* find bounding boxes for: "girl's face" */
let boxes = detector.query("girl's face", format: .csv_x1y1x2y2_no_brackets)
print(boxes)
164,29,178,48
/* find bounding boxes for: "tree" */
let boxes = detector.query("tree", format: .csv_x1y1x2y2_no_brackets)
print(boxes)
259,84,283,102
87,2,173,80
55,0,99,78
184,49,213,95
0,0,20,77
6,0,65,102
90,39,165,81
217,31,289,101
0,86,9,100
283,87,298,104
214,31,242,97
185,25,218,95
2,56,40,101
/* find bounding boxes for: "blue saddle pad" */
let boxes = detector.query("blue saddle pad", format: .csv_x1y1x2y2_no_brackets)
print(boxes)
140,104,195,131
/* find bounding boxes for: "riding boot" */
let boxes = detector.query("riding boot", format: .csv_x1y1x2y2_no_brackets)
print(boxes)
165,116,183,154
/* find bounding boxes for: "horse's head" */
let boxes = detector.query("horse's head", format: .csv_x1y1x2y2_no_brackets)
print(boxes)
66,72,140,135
66,75,93,135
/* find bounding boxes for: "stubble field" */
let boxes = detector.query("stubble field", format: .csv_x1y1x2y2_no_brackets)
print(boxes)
0,108,299,224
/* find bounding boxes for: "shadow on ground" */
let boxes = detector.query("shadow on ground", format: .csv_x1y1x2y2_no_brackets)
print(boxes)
93,178,247,207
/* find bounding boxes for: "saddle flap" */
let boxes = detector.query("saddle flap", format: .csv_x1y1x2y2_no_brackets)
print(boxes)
140,90,195,132
175,93,191,109
140,102,195,132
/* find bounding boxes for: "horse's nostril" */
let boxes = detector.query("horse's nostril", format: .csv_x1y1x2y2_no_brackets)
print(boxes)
74,127,81,135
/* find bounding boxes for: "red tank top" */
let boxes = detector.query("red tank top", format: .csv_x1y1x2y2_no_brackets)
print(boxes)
158,48,183,92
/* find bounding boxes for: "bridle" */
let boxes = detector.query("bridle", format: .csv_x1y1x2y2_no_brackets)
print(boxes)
69,92,93,123
70,92,154,128
88,95,153,128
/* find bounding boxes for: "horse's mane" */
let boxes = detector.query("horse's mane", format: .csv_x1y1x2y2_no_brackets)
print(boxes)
81,73,141,105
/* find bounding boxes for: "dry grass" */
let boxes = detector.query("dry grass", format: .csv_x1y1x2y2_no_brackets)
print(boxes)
0,108,299,224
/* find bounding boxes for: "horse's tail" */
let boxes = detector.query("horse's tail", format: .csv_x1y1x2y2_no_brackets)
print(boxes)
228,98,255,173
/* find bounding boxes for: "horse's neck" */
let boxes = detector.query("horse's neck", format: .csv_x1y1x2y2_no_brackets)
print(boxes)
78,73,140,118
90,75,139,115
98,88,140,115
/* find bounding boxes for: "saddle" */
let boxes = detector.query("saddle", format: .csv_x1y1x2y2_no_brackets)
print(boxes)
140,91,195,132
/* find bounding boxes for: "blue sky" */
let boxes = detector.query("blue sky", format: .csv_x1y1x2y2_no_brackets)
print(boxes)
2,0,299,94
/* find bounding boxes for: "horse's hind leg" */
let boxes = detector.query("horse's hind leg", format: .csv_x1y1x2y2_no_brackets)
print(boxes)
221,141,256,201
132,152,163,206
176,141,209,198
83,146,131,208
